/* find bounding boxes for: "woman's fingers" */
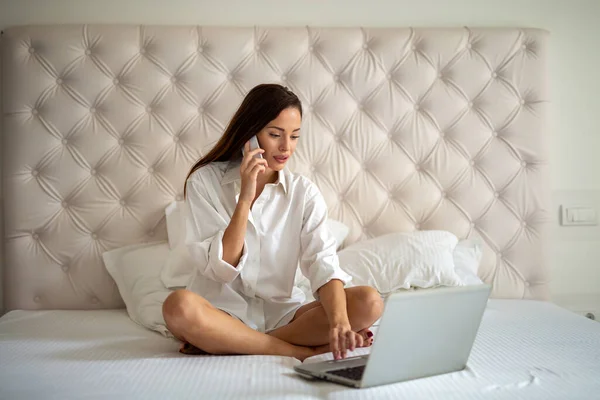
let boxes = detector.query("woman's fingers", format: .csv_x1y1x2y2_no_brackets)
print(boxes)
340,331,348,359
250,163,266,179
354,332,364,348
250,148,265,158
330,330,340,360
346,330,356,352
242,156,267,175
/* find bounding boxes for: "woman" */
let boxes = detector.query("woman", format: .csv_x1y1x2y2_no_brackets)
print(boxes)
161,84,383,361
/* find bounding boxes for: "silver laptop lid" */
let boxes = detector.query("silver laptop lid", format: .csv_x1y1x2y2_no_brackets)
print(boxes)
360,284,491,388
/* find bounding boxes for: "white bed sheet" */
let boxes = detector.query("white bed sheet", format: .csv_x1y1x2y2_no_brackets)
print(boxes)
1,300,599,400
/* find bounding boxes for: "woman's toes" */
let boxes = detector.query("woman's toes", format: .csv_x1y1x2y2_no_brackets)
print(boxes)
357,328,374,347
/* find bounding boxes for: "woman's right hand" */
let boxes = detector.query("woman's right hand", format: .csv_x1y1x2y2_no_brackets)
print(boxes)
239,141,267,204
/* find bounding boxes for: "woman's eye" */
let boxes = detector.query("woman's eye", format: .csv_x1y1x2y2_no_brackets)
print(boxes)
291,136,300,140
269,133,280,138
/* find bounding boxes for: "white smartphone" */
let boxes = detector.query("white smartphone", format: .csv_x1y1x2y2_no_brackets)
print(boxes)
242,135,263,159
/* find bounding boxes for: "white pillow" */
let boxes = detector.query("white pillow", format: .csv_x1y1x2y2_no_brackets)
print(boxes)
337,230,464,294
453,239,484,285
102,241,173,337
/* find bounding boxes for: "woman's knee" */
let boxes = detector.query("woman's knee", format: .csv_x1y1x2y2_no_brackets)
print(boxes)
347,286,384,323
162,289,207,331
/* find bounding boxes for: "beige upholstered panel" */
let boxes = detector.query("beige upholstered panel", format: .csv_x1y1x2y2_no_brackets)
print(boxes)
1,25,550,310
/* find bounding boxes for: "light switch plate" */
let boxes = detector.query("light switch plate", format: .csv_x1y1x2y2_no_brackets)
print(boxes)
560,205,598,226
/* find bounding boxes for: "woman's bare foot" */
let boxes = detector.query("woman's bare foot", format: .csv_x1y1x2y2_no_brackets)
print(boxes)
295,343,331,361
357,328,374,348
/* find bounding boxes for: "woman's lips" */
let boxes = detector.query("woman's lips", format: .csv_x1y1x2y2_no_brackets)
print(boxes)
273,156,289,163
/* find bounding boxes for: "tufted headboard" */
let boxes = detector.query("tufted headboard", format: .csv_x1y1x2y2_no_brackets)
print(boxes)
1,25,550,311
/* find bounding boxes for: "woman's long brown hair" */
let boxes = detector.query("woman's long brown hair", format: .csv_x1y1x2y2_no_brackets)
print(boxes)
183,83,303,197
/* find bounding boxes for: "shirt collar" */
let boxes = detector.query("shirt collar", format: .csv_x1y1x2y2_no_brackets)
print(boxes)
221,160,288,194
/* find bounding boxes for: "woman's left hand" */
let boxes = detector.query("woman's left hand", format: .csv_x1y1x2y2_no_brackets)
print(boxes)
329,320,364,360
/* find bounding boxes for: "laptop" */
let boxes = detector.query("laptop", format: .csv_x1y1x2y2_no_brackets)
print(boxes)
294,284,491,388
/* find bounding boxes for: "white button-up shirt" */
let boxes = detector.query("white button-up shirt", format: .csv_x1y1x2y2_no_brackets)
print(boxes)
161,160,352,333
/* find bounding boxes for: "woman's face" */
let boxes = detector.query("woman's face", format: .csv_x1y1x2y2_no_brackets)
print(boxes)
256,107,302,172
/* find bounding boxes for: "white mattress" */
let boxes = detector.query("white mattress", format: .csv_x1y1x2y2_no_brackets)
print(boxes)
1,300,599,399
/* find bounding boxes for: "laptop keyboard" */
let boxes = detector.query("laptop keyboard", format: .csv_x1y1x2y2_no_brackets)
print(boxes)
328,365,366,381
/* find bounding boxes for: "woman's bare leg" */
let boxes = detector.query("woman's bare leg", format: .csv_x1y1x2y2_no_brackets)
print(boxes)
267,286,383,347
162,289,328,361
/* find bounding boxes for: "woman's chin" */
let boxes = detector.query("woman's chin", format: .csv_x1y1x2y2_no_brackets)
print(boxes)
267,161,285,171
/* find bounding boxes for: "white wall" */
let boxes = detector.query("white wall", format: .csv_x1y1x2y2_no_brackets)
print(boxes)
1,0,599,304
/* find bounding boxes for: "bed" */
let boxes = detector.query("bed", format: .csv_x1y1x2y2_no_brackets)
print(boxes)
1,25,599,399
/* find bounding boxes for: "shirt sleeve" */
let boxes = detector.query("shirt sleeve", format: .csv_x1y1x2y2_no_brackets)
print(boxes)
162,174,248,288
299,181,352,300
